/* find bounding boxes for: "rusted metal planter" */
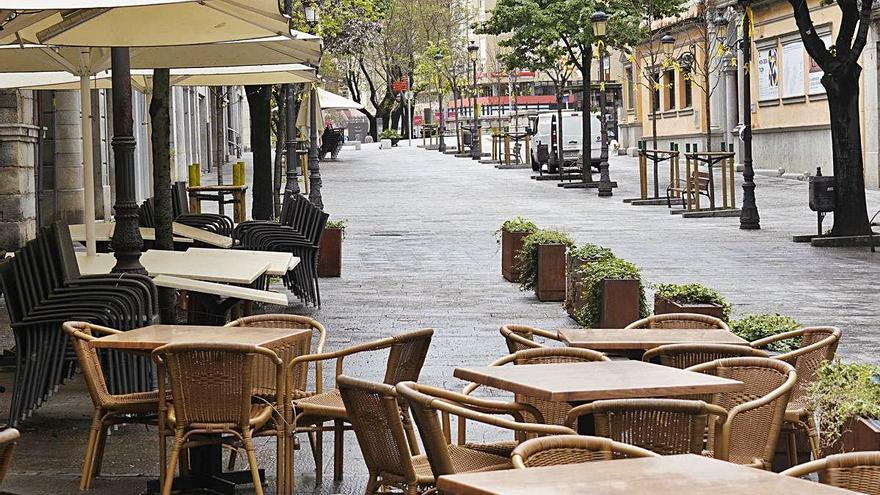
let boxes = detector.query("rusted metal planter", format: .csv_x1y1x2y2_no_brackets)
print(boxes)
317,228,343,277
599,279,642,328
501,231,529,282
536,244,566,302
654,295,724,319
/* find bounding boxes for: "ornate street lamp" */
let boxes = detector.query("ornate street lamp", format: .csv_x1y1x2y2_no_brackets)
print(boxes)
468,40,482,160
303,1,319,28
735,1,759,229
434,52,447,153
591,9,613,196
661,32,675,57
304,3,322,207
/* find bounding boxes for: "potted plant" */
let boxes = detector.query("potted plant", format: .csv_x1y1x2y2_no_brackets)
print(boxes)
380,128,402,146
515,229,574,302
730,314,802,351
318,219,345,277
653,283,732,321
565,243,615,318
495,217,539,282
573,257,649,328
809,359,880,455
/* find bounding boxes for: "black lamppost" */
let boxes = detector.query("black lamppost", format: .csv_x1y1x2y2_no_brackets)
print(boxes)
731,2,760,229
468,40,482,160
591,9,613,196
304,2,323,208
434,52,447,153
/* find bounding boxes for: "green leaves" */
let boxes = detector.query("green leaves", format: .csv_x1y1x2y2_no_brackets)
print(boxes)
810,359,880,450
573,257,649,327
730,313,802,352
653,282,732,321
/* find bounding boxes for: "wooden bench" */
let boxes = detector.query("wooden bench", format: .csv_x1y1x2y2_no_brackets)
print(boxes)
667,170,712,210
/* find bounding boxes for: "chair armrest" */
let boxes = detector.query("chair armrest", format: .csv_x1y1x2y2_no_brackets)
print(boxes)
288,337,395,394
427,398,574,437
749,328,805,350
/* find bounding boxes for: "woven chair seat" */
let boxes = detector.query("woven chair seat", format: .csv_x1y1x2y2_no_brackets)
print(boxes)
462,441,518,457
167,404,274,430
292,389,346,419
411,445,511,481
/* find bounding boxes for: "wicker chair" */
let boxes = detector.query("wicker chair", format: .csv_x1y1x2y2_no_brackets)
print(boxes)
643,343,769,369
751,326,841,464
511,434,659,468
461,347,609,436
283,328,433,490
396,381,575,479
337,375,433,495
625,313,730,330
63,321,161,491
499,324,563,353
687,357,797,469
0,428,20,484
782,451,880,494
152,342,284,495
567,399,728,455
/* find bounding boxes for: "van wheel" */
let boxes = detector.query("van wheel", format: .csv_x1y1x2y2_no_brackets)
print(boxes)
531,152,539,171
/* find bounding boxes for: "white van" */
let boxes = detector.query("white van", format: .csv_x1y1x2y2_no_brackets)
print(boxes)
530,111,602,171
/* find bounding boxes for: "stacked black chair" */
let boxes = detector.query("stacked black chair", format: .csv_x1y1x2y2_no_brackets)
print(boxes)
138,182,234,237
233,194,328,307
1,222,158,426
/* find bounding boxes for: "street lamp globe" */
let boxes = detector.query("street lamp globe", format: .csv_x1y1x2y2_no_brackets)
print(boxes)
661,32,675,57
591,10,609,37
303,1,319,27
433,52,443,62
467,40,479,61
713,13,729,40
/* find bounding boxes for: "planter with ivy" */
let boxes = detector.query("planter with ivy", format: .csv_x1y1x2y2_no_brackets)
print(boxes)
516,229,573,302
809,359,880,456
572,257,649,328
653,283,731,321
380,129,402,146
318,219,345,277
496,217,538,282
565,243,615,319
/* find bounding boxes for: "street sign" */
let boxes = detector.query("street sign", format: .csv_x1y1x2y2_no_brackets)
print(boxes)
392,76,409,94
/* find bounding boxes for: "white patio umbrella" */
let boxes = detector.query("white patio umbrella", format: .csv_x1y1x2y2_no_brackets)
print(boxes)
317,87,365,110
0,1,315,271
296,88,365,136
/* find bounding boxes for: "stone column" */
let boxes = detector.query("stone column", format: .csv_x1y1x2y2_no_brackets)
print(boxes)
724,64,740,166
92,89,112,220
862,23,879,189
733,47,745,170
53,90,85,224
0,90,38,249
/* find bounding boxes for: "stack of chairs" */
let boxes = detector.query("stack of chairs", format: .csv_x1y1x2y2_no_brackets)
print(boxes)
137,182,234,237
233,194,328,307
0,222,158,426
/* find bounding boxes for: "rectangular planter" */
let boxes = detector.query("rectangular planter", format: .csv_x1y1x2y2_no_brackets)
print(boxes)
535,244,566,302
654,295,724,320
824,416,880,456
317,228,343,277
599,279,642,328
501,231,529,282
565,254,591,318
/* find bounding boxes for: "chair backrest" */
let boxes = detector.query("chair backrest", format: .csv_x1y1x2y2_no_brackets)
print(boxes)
775,327,841,410
643,343,769,369
511,435,659,468
337,375,420,485
138,197,156,227
781,451,880,492
152,342,281,430
569,398,728,455
224,314,323,397
688,357,796,468
499,324,550,353
625,313,729,330
0,428,20,483
382,328,434,385
172,182,190,217
62,321,121,408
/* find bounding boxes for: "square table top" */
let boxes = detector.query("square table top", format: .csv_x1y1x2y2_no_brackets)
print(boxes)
436,454,855,495
453,360,743,402
185,247,300,276
68,222,193,243
152,275,289,306
76,250,270,284
91,324,309,351
558,328,748,350
172,223,234,249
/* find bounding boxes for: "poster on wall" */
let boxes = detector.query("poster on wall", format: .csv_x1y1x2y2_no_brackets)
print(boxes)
809,34,833,95
782,41,804,97
758,46,779,100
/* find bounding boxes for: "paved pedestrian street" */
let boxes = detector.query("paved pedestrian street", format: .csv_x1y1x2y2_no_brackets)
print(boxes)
1,143,878,493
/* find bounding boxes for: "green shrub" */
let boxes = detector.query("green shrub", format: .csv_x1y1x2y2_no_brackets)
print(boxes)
730,313,801,352
494,217,538,243
573,258,649,327
809,359,880,449
516,229,574,291
380,128,401,139
326,219,347,230
569,243,615,263
654,283,732,321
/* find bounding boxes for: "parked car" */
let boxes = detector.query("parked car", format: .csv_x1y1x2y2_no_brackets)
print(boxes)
529,111,602,172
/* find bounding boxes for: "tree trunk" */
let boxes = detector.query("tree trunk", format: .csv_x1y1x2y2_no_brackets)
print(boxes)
825,68,871,236
148,68,175,323
363,110,378,141
704,57,712,151
556,93,565,169
246,85,274,220
651,75,659,149
272,86,286,219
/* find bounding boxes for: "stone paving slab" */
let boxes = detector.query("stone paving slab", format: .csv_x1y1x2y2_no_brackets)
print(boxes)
1,142,878,494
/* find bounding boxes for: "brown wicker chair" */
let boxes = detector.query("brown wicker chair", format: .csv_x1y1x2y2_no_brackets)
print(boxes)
461,347,609,436
642,343,769,369
781,451,880,494
0,428,20,484
567,399,728,455
152,342,284,495
499,324,563,353
396,381,575,479
338,375,433,495
511,434,659,468
751,326,841,464
625,313,730,330
283,328,433,490
63,321,161,491
687,357,797,469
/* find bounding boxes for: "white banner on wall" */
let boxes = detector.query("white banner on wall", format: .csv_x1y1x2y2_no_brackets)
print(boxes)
782,41,804,97
809,34,832,95
758,46,779,100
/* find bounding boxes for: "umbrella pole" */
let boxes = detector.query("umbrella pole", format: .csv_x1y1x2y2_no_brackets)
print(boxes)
79,67,97,256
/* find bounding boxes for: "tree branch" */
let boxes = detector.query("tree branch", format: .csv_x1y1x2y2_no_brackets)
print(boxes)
849,0,875,62
836,0,858,59
787,0,835,70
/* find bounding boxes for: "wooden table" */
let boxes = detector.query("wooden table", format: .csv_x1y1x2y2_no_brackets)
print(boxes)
436,454,856,495
76,250,269,284
69,222,193,244
172,222,233,248
188,184,248,223
559,328,748,351
185,248,300,276
93,324,309,494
